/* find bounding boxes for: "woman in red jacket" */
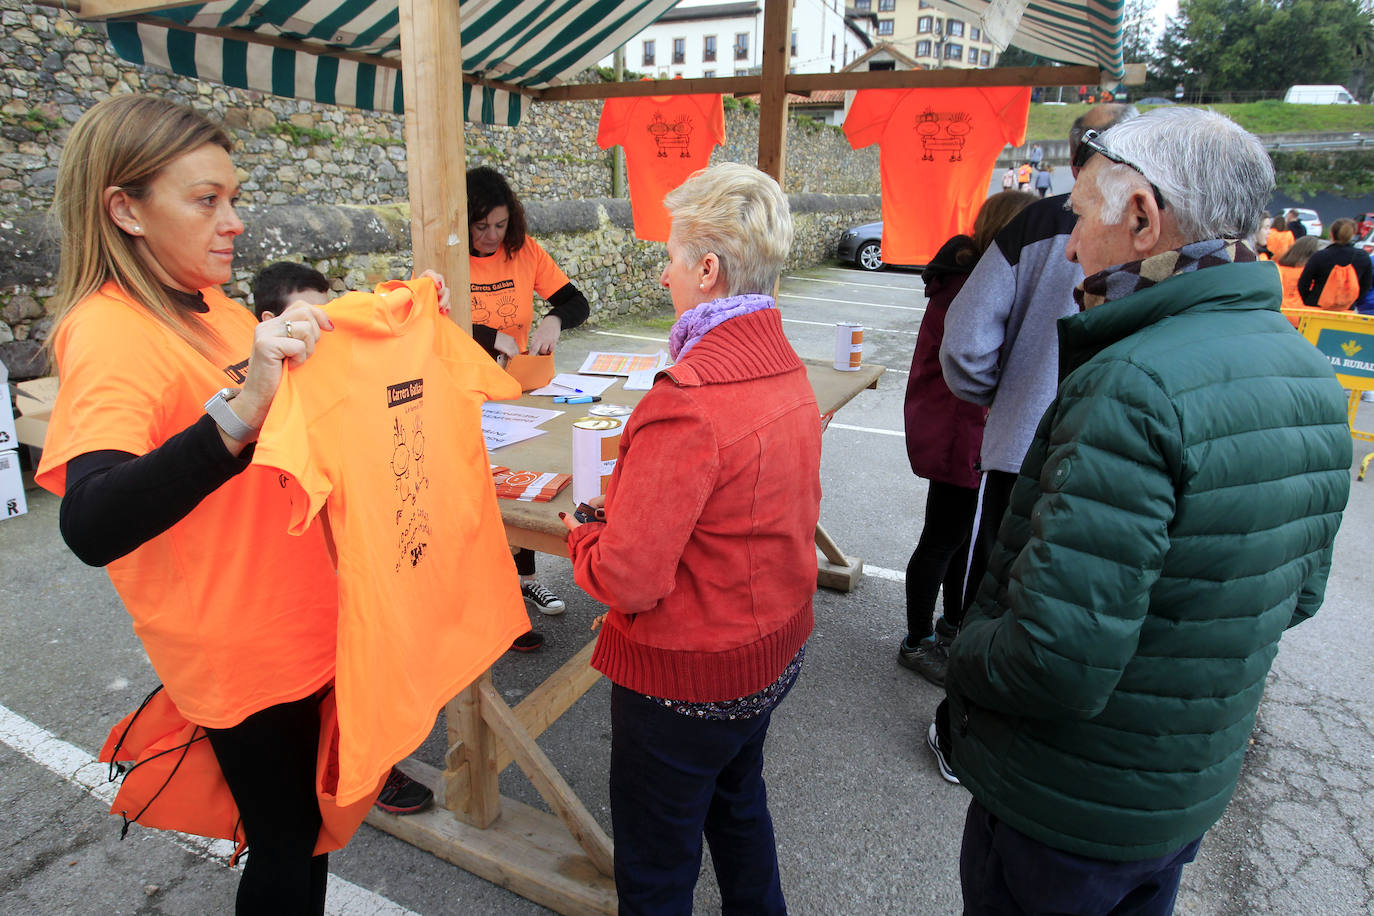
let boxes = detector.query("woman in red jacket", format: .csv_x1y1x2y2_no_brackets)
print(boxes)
562,163,819,915
898,190,1035,687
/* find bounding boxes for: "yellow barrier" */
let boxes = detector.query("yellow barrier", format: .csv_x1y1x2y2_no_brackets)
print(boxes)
1284,308,1374,480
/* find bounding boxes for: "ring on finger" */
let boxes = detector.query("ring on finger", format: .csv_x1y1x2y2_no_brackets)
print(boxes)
284,320,294,338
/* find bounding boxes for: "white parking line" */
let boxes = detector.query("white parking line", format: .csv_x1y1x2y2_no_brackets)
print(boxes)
591,330,669,343
781,293,926,312
828,422,904,437
861,564,906,583
0,702,419,916
785,274,925,291
782,317,919,335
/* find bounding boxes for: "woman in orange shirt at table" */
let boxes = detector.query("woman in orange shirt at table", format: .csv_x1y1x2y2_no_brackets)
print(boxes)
467,166,591,624
39,95,341,914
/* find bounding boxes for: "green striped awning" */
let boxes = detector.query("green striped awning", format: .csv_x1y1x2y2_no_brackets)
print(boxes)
96,0,680,125
930,0,1125,81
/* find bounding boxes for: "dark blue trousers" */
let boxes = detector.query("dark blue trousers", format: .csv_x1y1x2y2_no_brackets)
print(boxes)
960,798,1201,916
609,683,788,916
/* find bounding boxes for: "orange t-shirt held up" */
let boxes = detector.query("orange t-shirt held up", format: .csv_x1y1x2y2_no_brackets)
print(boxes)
845,87,1031,265
251,278,530,806
598,93,726,241
38,282,339,730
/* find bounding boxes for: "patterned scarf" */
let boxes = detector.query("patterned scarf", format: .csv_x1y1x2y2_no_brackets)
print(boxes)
669,293,775,359
1075,239,1256,311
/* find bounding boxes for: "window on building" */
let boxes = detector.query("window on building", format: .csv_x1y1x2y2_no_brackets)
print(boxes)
878,18,894,35
919,0,933,6
879,0,895,9
855,0,870,10
832,35,836,60
917,16,932,33
970,26,980,41
642,39,655,66
703,69,716,78
868,60,895,70
672,37,685,64
945,43,962,60
735,68,749,76
791,30,798,57
916,39,931,56
981,50,992,66
703,35,717,61
947,20,964,37
735,32,749,60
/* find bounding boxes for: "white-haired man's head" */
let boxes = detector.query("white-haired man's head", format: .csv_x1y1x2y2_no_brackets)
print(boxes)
1066,108,1274,279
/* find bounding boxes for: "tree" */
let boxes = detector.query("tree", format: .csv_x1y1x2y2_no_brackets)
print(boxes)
1159,0,1374,94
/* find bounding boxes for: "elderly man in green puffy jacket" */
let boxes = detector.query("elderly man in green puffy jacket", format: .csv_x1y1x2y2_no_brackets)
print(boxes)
942,107,1352,914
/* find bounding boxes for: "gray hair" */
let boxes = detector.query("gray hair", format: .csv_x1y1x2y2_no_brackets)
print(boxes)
663,162,792,297
1094,108,1274,242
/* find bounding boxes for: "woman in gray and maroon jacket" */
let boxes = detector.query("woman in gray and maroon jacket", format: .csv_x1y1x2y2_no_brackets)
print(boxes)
562,163,819,916
899,190,1035,687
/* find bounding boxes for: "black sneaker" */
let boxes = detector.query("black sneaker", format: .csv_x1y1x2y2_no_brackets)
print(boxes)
898,636,949,687
375,766,433,815
521,581,565,615
927,721,960,785
509,631,545,652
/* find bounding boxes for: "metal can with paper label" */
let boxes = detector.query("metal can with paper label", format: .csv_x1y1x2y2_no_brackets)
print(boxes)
834,322,863,371
572,417,623,505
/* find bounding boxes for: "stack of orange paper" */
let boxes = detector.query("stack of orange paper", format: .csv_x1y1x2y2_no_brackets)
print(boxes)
491,466,572,502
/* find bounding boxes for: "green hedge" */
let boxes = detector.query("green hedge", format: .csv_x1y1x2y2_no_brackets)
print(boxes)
1271,149,1374,200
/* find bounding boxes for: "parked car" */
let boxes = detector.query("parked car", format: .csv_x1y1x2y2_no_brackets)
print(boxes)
1136,97,1176,106
1289,208,1323,238
837,221,884,271
1355,212,1374,239
1283,85,1357,105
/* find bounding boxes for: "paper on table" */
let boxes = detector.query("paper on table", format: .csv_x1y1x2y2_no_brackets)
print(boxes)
577,350,670,377
622,368,659,391
528,373,618,397
481,403,563,451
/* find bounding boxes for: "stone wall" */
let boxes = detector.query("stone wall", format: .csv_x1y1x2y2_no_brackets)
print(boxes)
0,0,877,214
0,192,880,377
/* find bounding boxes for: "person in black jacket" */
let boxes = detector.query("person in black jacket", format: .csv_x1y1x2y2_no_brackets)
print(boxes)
1298,218,1373,307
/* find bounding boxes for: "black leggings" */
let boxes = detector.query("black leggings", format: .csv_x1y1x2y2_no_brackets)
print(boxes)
205,693,328,915
514,547,536,577
961,470,1018,617
905,480,979,641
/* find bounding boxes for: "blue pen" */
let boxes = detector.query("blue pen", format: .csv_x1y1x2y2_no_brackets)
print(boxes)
549,380,585,394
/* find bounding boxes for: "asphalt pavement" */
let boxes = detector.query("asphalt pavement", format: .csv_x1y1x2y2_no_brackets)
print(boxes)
2,264,1371,914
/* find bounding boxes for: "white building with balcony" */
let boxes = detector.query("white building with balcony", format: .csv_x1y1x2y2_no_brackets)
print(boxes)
600,1,874,80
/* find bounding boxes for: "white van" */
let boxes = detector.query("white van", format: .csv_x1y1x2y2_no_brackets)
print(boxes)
1283,85,1357,104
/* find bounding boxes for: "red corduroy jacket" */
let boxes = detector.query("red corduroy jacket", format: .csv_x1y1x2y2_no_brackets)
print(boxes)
568,308,821,702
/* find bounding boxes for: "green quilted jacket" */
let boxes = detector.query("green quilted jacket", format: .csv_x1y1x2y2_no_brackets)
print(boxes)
945,260,1352,861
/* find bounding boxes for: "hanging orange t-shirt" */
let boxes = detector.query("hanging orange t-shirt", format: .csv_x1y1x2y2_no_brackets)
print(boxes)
597,93,726,241
251,278,530,806
37,282,338,729
845,87,1031,265
471,237,570,353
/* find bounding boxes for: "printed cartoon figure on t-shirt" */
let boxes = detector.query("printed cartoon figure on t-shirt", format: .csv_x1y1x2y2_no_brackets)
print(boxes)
648,111,693,158
386,378,432,571
916,108,971,162
471,279,519,333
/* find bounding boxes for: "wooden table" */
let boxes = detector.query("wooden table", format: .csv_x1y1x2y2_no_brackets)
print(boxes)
365,359,883,916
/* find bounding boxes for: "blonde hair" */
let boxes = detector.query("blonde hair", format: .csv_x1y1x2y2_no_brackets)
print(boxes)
1275,235,1321,267
1329,218,1357,245
49,95,234,363
972,190,1037,254
664,163,792,297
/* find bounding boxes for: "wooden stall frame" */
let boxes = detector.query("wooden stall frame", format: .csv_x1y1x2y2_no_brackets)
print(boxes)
63,2,1130,911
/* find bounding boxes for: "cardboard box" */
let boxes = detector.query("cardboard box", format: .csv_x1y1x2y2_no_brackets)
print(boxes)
0,360,17,451
12,376,56,449
0,449,27,520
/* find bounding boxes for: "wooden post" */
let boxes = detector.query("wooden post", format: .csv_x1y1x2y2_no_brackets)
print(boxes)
444,674,501,828
756,0,792,183
397,0,471,331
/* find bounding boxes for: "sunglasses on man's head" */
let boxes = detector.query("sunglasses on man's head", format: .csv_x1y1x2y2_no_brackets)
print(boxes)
1071,128,1168,210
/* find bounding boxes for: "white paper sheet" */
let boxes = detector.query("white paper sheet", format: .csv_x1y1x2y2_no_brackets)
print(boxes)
481,403,563,451
622,368,659,391
528,373,619,397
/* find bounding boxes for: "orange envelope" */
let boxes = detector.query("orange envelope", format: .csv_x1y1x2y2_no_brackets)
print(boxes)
505,352,556,391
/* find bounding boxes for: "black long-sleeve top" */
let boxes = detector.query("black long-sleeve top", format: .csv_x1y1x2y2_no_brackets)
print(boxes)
1298,243,1374,307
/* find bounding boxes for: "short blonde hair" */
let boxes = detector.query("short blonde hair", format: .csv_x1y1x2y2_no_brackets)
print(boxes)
664,163,792,297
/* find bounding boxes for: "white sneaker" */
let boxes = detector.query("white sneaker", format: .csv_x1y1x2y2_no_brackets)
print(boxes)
521,580,566,615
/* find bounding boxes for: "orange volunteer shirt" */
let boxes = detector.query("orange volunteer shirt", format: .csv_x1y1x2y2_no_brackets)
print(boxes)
251,278,531,806
1277,263,1305,309
845,87,1031,265
37,282,339,728
470,237,570,353
598,94,726,241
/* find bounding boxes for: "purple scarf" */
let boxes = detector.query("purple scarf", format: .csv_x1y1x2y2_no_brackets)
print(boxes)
668,294,775,359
